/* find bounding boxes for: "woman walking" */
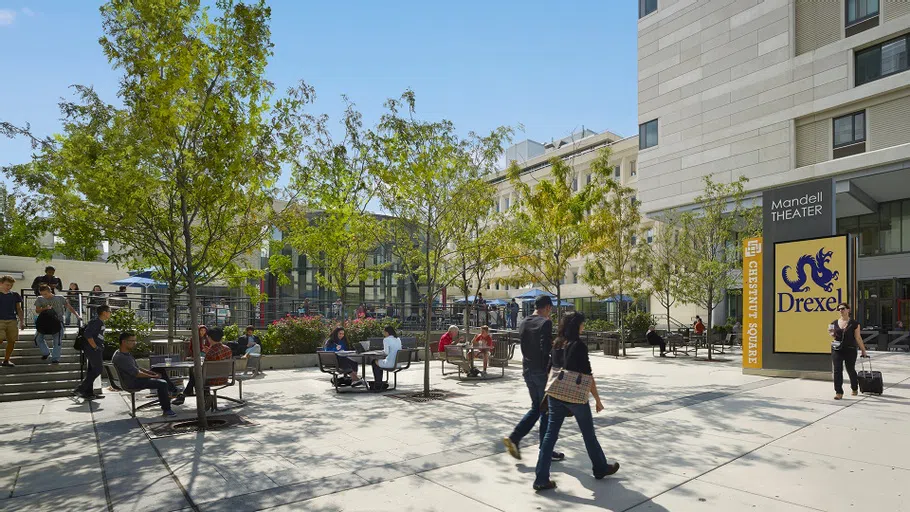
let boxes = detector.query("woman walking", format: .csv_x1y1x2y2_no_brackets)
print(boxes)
829,303,868,400
534,312,619,491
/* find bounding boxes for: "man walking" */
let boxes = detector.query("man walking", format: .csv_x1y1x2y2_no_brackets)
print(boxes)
30,266,63,296
0,275,25,367
75,304,111,399
509,299,519,330
503,295,564,461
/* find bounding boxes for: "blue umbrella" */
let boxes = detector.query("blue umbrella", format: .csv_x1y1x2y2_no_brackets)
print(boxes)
111,276,165,288
602,294,635,303
513,288,555,300
453,295,481,304
487,299,509,306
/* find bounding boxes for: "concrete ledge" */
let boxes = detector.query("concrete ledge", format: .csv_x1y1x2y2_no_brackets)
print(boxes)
743,368,832,381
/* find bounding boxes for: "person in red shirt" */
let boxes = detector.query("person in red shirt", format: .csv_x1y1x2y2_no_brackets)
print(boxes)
438,325,460,353
694,316,706,335
188,324,212,359
471,325,495,374
185,327,233,395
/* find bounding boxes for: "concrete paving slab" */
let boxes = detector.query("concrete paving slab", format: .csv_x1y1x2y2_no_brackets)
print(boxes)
818,400,910,434
626,479,821,511
698,444,910,512
10,452,102,497
0,480,108,512
772,421,910,471
273,474,499,512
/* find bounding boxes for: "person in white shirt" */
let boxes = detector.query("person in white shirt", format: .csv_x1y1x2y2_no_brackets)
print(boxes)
371,325,402,389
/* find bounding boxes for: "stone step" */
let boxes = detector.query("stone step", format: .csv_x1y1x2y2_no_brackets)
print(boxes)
0,379,82,393
8,347,81,358
0,389,76,402
0,362,81,374
9,355,81,366
0,371,82,384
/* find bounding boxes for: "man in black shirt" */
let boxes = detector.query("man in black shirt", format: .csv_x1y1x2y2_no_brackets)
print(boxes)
646,326,667,357
503,295,564,461
30,266,63,296
74,305,111,399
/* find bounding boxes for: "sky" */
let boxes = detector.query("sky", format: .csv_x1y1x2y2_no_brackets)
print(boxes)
0,1,640,181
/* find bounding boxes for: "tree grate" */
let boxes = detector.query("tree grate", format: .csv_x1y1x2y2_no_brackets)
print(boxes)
385,389,466,403
141,413,254,439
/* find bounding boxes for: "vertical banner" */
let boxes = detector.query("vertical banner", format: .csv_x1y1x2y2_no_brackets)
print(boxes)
743,237,763,369
773,235,848,353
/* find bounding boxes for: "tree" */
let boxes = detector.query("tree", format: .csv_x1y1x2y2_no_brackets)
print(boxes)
678,176,759,360
582,163,646,356
287,99,383,319
370,91,511,397
0,184,50,259
4,0,312,426
499,149,612,320
646,211,687,334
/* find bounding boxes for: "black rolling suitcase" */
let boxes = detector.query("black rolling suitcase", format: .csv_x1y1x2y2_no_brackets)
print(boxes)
857,356,883,395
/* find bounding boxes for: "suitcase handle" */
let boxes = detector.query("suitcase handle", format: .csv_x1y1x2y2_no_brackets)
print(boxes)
860,354,872,374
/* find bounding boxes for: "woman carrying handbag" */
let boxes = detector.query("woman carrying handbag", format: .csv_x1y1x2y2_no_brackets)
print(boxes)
534,312,620,491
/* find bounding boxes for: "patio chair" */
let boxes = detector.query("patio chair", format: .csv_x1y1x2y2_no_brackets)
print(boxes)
203,359,242,411
102,363,160,417
489,342,515,377
367,337,384,351
444,345,472,378
317,350,356,393
376,349,416,390
400,337,420,362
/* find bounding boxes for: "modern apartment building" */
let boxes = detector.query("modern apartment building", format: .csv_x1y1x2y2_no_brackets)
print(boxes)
638,0,910,330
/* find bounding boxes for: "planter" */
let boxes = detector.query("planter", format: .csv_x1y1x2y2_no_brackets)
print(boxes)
261,353,318,370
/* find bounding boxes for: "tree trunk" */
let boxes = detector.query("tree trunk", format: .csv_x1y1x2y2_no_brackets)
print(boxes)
706,287,714,361
180,195,206,428
423,215,432,398
620,285,626,357
665,301,671,334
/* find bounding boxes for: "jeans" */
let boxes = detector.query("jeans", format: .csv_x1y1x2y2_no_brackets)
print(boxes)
832,348,858,395
509,369,549,447
36,321,64,362
77,346,104,396
535,397,609,486
134,374,178,412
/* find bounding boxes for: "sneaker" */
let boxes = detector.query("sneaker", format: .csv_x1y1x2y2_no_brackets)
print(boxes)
352,379,365,388
51,360,60,365
551,452,566,462
171,395,185,406
533,480,557,491
1,360,14,367
163,410,178,418
41,355,49,360
503,437,521,460
852,390,858,396
595,461,621,479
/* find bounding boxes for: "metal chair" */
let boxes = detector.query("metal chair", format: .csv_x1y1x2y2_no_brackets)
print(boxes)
367,337,384,351
489,342,515,377
102,363,160,417
202,359,241,410
317,351,356,393
444,345,472,378
376,349,416,390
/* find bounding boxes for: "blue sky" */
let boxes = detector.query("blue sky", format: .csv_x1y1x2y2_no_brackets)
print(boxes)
0,1,639,177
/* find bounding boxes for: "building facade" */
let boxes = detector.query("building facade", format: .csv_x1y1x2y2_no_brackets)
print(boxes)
638,0,910,330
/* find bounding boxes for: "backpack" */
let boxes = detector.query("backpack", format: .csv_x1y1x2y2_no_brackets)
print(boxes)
35,309,62,335
73,326,87,350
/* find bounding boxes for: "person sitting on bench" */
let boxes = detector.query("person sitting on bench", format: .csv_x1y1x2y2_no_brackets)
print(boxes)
647,326,667,357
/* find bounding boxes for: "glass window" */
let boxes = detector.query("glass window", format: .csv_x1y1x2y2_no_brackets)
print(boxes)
856,34,910,86
504,196,510,210
858,213,880,256
880,202,901,254
846,0,879,25
630,160,637,177
639,119,659,149
639,0,657,18
586,173,592,185
495,198,500,213
837,216,859,235
647,228,654,244
572,175,578,191
833,111,865,147
614,165,621,178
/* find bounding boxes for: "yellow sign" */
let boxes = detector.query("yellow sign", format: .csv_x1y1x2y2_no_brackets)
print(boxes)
742,238,763,369
774,235,848,354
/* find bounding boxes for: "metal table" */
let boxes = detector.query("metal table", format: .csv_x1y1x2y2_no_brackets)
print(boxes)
887,330,909,351
150,339,187,357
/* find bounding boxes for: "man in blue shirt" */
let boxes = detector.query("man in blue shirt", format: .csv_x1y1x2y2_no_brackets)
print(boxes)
0,275,25,367
74,305,111,399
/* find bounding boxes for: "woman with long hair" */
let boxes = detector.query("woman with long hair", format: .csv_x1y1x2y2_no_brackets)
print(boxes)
66,283,81,326
189,324,212,359
534,311,619,491
323,327,364,387
829,302,868,400
88,285,105,320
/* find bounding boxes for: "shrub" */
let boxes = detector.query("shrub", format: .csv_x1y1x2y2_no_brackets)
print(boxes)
104,308,154,358
339,316,401,344
584,319,616,332
623,310,657,336
222,324,240,342
263,315,326,355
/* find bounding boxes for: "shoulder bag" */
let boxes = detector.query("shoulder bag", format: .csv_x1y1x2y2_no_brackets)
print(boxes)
545,367,592,404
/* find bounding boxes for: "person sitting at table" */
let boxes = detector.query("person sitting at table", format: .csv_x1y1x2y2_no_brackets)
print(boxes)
228,325,260,357
371,325,402,390
188,324,212,360
185,327,233,397
471,325,495,375
438,325,460,353
323,327,364,387
112,331,184,416
646,326,667,357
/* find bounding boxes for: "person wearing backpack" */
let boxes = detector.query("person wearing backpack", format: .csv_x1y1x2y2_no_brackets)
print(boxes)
74,305,111,399
829,302,869,400
35,284,81,364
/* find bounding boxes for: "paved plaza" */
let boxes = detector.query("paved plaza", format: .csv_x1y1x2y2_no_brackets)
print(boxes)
2,347,909,511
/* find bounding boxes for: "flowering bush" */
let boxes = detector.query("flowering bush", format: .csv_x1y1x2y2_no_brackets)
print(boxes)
258,315,402,355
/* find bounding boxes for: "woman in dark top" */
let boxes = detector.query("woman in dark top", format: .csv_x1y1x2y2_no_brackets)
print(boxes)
88,285,106,320
534,312,619,491
323,327,364,387
66,283,81,326
829,302,868,400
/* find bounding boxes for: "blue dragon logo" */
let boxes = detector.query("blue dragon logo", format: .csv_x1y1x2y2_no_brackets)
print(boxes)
781,248,840,293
